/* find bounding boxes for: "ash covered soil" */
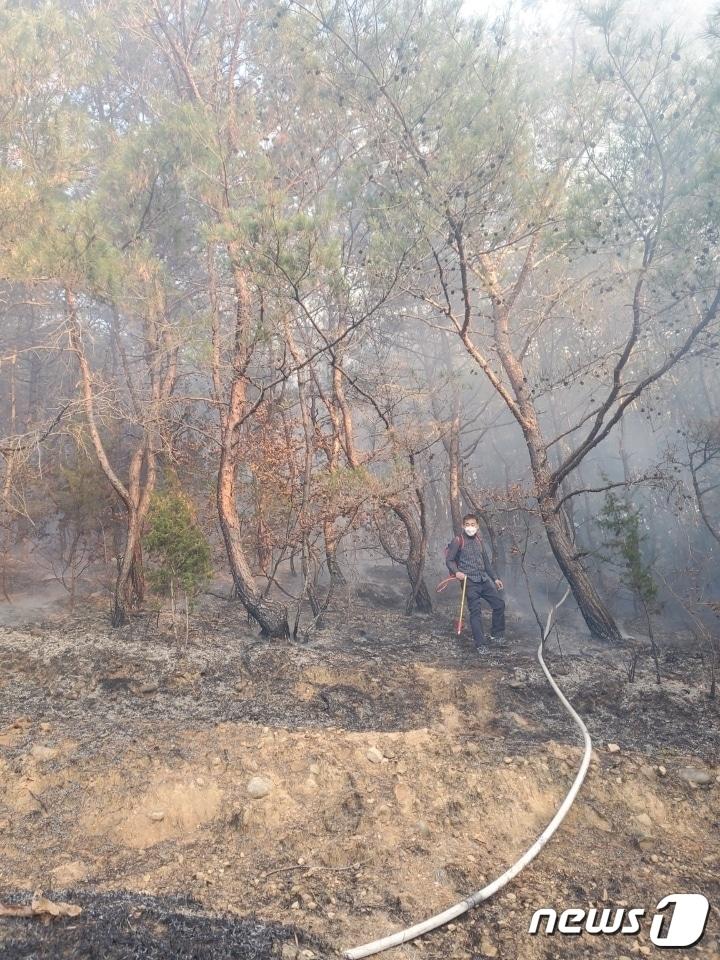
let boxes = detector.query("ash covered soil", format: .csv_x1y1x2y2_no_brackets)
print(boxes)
0,568,719,959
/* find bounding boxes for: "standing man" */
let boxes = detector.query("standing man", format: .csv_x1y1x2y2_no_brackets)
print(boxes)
446,513,506,655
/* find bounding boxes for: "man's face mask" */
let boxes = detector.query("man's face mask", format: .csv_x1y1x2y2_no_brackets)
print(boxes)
463,524,478,537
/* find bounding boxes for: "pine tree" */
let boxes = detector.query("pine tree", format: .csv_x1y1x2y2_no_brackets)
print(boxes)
598,492,660,682
145,490,212,649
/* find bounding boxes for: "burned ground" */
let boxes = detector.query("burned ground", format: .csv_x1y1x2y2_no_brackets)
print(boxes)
0,890,326,959
0,574,718,959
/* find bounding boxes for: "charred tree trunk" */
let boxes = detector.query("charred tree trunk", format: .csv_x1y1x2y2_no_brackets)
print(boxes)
390,502,432,614
0,347,18,602
470,253,622,641
217,443,289,636
406,552,433,614
112,509,142,626
323,519,346,584
254,479,272,576
68,289,162,628
215,260,288,638
429,368,463,537
539,497,620,641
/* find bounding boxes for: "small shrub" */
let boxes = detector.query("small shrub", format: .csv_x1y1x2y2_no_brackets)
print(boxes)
145,491,211,644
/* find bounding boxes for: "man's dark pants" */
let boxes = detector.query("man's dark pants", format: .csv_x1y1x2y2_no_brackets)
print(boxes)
466,577,505,646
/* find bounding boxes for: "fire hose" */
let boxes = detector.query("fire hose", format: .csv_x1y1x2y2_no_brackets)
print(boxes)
343,585,591,959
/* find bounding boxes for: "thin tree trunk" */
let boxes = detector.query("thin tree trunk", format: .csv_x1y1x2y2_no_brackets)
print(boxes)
215,260,288,638
539,499,620,640
479,256,622,641
390,502,432,614
0,348,17,602
447,402,463,536
67,289,154,627
217,436,289,636
642,598,662,684
323,519,346,584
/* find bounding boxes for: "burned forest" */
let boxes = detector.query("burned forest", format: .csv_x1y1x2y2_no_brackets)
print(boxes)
0,0,719,958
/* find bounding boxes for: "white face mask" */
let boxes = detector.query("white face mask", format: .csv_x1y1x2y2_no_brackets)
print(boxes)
463,525,478,537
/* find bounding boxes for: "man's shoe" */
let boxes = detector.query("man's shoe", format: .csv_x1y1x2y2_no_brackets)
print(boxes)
488,634,507,647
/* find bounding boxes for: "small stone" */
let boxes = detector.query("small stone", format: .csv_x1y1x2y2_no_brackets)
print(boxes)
39,722,52,732
650,854,659,863
366,747,384,764
300,951,315,959
290,900,300,910
247,776,272,799
480,937,498,957
607,743,621,753
677,767,712,786
30,744,58,762
0,819,9,832
503,756,513,764
51,859,88,885
281,944,298,960
657,765,667,777
139,682,159,694
416,820,431,837
635,813,653,829
149,810,165,822
309,763,320,775
636,833,653,852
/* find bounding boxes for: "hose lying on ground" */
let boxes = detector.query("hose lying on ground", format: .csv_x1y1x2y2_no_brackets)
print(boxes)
343,586,590,960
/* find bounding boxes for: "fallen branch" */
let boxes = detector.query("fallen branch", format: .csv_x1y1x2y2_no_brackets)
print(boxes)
0,891,82,919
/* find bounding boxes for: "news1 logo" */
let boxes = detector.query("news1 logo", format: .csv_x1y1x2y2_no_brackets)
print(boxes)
528,894,711,947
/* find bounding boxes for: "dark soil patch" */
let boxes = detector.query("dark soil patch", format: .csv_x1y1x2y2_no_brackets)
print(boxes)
0,890,329,959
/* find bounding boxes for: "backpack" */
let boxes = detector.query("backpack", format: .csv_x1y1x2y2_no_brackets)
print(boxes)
444,534,464,560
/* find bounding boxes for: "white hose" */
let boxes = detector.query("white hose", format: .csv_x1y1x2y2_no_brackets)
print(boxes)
343,586,591,960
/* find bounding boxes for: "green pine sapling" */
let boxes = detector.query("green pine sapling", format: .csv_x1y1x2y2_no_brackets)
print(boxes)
598,491,661,683
145,491,212,649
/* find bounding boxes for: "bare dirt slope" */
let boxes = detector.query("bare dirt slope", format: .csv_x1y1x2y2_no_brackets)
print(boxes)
0,573,718,959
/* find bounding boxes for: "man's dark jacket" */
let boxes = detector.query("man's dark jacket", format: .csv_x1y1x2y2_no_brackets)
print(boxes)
446,535,498,584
